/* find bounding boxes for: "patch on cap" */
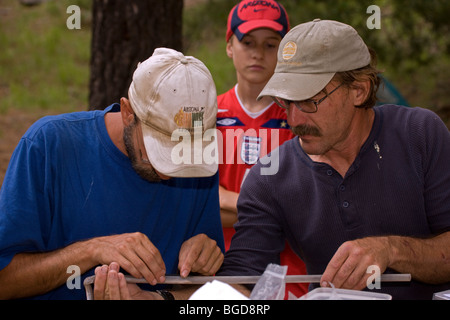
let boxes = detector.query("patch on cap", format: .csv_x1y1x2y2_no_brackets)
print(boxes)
174,106,205,133
282,41,297,60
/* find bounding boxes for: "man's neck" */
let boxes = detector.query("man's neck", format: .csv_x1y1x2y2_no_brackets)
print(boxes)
308,108,375,178
104,112,127,156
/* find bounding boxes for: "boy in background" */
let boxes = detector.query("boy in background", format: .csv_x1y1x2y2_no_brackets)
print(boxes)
216,0,308,298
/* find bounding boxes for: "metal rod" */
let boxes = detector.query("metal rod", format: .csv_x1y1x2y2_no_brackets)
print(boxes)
83,273,411,300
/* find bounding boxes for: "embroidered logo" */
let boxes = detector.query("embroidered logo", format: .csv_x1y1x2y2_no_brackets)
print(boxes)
282,41,297,61
240,136,262,165
217,118,237,126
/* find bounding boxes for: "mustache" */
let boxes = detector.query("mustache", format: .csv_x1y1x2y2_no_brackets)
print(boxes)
291,125,321,137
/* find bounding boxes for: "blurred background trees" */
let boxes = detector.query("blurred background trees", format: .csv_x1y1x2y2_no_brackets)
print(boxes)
1,0,449,125
88,0,183,110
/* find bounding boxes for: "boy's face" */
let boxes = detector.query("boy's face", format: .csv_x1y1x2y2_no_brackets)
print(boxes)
227,28,282,86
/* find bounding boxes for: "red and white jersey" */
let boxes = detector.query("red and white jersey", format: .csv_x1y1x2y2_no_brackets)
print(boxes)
217,86,308,299
217,86,294,193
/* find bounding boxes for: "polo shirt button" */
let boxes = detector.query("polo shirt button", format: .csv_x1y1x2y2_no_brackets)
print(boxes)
342,201,349,208
339,185,346,191
327,170,333,176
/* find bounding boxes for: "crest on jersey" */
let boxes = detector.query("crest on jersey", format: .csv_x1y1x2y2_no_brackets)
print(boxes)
240,136,262,165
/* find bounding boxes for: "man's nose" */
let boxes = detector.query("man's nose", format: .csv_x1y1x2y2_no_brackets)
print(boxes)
287,103,309,126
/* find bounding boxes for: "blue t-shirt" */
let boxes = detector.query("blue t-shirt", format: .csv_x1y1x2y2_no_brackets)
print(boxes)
219,105,450,300
0,104,224,299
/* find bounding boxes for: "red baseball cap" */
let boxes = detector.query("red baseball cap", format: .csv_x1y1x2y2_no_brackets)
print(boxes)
226,0,290,42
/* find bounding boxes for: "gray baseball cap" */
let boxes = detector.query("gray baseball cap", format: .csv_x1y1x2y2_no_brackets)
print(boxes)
258,19,371,101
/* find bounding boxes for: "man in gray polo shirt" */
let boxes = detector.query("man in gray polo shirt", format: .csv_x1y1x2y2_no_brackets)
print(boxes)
218,19,450,300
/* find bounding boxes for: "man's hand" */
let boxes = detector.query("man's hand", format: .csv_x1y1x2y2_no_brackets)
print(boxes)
92,232,166,286
94,263,130,300
93,262,162,300
320,237,390,290
178,234,224,278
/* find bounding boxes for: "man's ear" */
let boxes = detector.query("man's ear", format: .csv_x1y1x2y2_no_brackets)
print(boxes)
352,80,371,107
120,97,135,126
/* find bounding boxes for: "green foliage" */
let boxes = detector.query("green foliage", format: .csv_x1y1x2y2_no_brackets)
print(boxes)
1,0,449,122
0,0,91,113
183,0,235,94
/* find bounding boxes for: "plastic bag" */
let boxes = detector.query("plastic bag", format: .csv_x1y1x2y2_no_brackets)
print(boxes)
250,264,287,300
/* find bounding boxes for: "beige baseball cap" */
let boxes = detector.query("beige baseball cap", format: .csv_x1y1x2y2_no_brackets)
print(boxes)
258,19,371,101
128,48,218,178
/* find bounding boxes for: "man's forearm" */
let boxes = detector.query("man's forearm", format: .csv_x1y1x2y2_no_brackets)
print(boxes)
219,185,239,228
0,239,96,299
388,231,450,284
218,185,238,213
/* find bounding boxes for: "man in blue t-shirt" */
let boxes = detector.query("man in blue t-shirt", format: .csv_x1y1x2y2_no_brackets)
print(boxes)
0,48,224,300
218,20,450,300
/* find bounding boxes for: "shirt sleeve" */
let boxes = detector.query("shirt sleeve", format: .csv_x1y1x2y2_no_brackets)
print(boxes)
0,135,53,270
410,108,450,233
217,163,285,276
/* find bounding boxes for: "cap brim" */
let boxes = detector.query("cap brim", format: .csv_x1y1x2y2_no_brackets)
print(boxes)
258,72,335,101
237,20,284,40
141,124,218,178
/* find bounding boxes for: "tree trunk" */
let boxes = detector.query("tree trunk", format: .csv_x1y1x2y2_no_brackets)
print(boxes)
88,0,183,110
